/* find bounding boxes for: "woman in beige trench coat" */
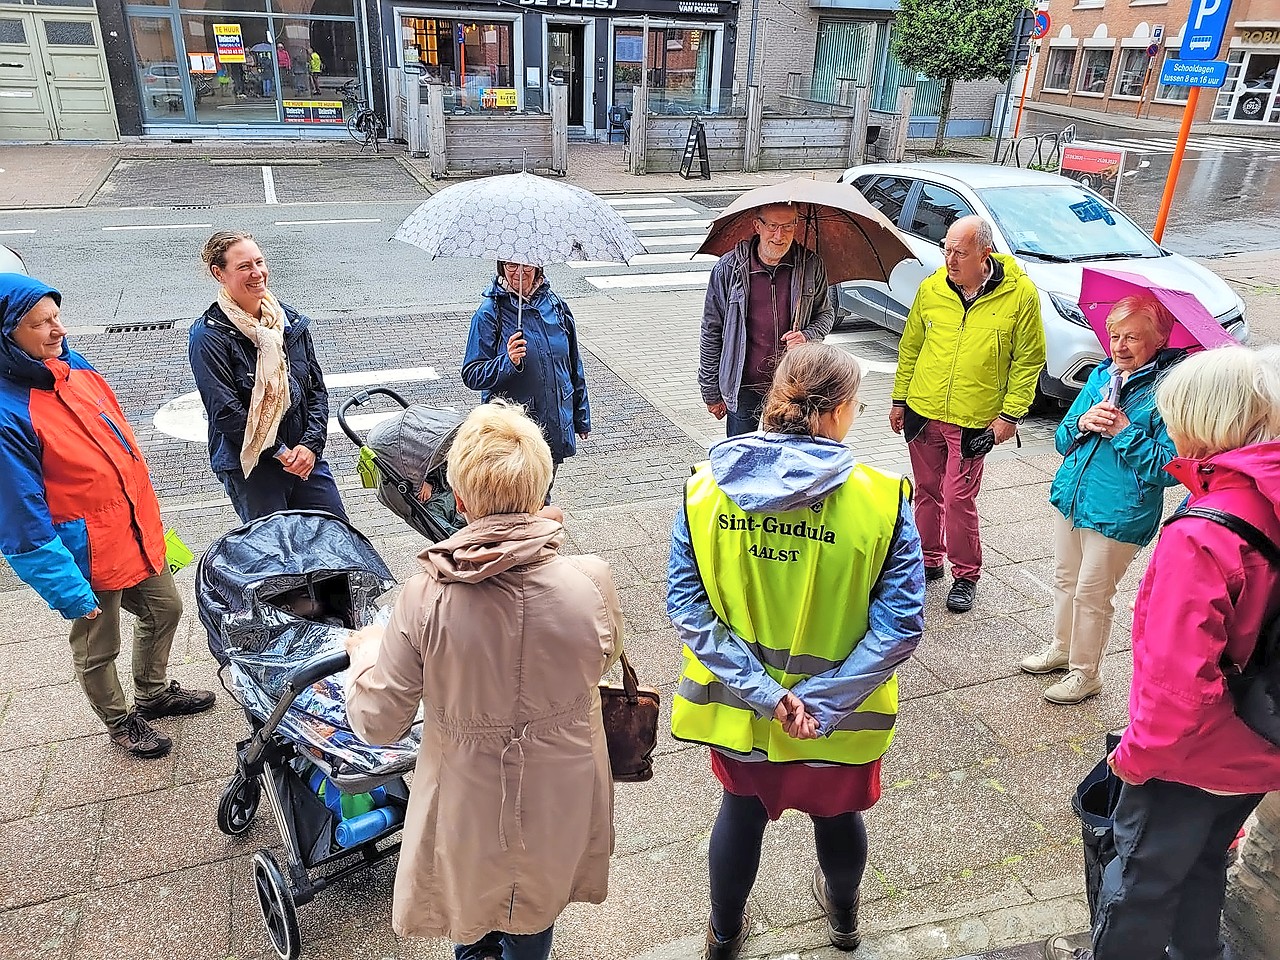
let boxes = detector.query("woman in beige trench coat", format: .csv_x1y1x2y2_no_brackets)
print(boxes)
346,401,623,960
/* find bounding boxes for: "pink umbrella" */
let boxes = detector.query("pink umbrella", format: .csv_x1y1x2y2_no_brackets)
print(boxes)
1078,267,1239,356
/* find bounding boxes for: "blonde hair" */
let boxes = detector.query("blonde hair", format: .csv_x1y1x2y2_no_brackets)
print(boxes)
1157,345,1280,459
446,401,553,518
201,230,256,276
761,343,861,436
1105,294,1175,343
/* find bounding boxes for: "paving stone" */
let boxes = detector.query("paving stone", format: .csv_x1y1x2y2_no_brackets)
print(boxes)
37,736,176,814
982,521,1057,566
170,698,251,788
0,804,102,910
863,764,1048,893
0,639,77,693
73,860,232,960
0,684,103,752
612,744,720,858
883,693,1008,786
617,581,675,640
990,743,1097,845
911,617,1046,691
864,863,1035,935
94,778,271,887
897,657,948,703
620,628,685,689
0,896,80,960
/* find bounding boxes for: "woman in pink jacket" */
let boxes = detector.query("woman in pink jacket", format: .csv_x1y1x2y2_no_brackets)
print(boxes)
1046,345,1280,960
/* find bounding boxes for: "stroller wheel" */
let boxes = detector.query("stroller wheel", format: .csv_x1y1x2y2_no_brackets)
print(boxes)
253,850,301,960
217,772,261,837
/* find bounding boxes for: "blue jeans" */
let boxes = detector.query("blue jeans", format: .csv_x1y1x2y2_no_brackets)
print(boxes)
1093,778,1263,960
726,387,766,438
217,457,348,524
454,926,553,960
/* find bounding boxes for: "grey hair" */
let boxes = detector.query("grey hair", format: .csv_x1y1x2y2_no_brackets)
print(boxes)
973,219,994,250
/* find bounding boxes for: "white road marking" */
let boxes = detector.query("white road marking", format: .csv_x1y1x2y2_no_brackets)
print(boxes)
153,367,441,443
102,223,213,232
567,253,717,268
641,234,710,248
617,208,704,219
0,229,35,236
262,165,277,204
629,220,711,233
585,271,713,290
274,218,384,225
606,197,674,206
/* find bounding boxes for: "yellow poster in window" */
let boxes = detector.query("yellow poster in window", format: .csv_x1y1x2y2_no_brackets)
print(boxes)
214,24,246,64
480,87,518,109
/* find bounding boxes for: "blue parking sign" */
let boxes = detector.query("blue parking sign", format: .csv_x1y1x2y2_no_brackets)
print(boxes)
1182,0,1234,61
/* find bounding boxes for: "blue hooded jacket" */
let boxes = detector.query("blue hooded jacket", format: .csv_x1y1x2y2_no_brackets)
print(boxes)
1049,350,1182,546
461,277,590,463
667,432,925,737
0,273,166,618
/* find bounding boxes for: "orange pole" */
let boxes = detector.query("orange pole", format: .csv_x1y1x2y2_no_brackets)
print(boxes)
1153,84,1200,244
1012,44,1036,139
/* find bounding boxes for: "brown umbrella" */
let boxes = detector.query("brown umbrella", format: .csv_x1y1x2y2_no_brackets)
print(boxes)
696,177,915,287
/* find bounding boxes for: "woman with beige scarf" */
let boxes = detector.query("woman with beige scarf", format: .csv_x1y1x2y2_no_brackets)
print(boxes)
189,230,348,523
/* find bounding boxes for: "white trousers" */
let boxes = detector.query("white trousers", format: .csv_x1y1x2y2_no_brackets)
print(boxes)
1052,514,1141,680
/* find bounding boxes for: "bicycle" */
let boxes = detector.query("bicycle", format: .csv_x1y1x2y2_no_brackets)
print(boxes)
338,78,383,153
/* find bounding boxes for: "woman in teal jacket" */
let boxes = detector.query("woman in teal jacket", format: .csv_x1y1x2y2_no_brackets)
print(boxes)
1019,296,1182,704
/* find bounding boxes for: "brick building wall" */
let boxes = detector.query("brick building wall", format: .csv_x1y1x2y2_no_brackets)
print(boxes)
1032,0,1280,127
732,0,822,93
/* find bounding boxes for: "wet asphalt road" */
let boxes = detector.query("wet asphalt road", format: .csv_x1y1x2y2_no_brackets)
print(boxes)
1015,114,1280,256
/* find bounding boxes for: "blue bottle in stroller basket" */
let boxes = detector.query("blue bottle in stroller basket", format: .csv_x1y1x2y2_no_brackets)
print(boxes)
309,768,406,848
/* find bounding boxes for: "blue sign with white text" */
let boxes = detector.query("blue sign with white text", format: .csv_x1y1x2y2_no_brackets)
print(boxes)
1181,0,1234,61
1159,58,1229,88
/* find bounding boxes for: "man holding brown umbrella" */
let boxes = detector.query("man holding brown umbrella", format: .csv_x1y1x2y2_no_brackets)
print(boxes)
697,180,913,438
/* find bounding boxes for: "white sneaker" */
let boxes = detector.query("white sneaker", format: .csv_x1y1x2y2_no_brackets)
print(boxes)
1020,645,1069,675
1044,670,1103,705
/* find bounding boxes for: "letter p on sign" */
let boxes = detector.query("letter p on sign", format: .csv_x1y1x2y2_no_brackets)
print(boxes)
1194,0,1221,29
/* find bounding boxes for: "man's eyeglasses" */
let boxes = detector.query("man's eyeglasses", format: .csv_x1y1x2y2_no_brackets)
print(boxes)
756,217,798,234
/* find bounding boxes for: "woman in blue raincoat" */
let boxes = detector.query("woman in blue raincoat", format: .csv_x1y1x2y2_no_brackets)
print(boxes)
462,261,590,494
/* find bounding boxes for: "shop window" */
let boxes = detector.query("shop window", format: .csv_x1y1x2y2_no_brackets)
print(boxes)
1153,50,1190,102
1044,48,1076,91
177,0,269,13
1077,48,1114,94
614,26,712,114
1113,47,1148,97
403,17,514,113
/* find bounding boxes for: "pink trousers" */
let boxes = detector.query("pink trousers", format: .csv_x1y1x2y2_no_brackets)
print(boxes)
907,419,986,581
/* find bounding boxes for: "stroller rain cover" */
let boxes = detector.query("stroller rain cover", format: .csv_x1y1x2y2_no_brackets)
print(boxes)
197,511,419,778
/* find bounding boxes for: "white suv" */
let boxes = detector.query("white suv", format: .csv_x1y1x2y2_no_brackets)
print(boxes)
835,162,1247,401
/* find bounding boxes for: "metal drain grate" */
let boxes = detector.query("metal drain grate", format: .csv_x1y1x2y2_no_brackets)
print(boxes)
170,204,212,210
105,320,176,334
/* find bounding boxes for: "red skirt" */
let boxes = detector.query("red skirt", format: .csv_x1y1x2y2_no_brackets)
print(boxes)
711,750,882,821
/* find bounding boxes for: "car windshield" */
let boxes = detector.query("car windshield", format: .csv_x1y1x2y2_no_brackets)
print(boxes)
978,184,1163,261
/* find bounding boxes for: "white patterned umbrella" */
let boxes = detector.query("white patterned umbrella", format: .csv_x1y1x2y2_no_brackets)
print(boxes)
393,172,645,267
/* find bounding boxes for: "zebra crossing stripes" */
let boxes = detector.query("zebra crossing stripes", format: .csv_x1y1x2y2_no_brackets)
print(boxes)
582,193,717,291
1082,135,1280,155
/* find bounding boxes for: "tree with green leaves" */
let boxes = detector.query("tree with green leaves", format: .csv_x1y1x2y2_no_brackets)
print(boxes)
892,0,1030,153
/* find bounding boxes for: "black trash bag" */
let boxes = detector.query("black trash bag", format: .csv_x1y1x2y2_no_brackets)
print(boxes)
1072,730,1125,925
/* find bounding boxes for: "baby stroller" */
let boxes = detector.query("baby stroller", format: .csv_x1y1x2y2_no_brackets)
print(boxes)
339,387,467,541
198,510,419,960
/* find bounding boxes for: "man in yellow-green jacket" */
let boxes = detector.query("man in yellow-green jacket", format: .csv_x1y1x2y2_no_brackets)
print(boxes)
889,215,1045,613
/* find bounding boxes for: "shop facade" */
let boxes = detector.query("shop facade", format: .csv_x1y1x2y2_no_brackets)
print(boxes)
98,0,383,137
1032,0,1280,131
379,0,738,139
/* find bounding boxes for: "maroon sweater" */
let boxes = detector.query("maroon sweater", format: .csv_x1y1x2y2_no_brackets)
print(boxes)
742,244,794,392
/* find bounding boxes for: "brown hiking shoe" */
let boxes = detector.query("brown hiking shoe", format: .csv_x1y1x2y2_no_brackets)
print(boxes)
703,912,750,960
135,680,216,720
812,866,861,950
109,711,172,759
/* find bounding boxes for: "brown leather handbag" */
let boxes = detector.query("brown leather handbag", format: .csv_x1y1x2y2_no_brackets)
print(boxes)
599,651,660,782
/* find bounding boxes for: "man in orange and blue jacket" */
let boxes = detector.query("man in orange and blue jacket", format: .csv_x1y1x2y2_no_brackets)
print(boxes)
0,273,214,759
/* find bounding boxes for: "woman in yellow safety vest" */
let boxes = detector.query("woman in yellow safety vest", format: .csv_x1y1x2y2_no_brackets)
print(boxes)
668,343,925,960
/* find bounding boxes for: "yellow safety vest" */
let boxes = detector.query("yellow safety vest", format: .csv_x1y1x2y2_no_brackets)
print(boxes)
671,460,908,765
